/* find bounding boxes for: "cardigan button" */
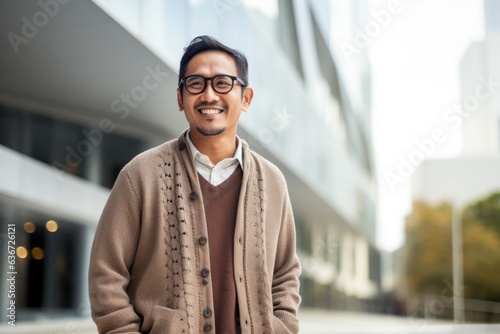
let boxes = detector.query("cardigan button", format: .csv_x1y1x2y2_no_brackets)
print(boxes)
198,236,207,245
201,268,210,277
189,191,198,200
178,141,186,150
203,323,212,332
203,308,212,318
202,278,209,285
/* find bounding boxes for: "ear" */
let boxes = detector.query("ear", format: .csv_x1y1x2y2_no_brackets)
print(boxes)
241,87,254,112
177,88,184,111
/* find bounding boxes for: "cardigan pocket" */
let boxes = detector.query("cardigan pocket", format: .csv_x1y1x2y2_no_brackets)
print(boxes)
149,305,188,334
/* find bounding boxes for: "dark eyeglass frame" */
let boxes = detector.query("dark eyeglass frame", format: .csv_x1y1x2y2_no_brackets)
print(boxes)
179,74,246,94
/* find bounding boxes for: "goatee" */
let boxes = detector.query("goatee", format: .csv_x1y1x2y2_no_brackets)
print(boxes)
196,127,226,136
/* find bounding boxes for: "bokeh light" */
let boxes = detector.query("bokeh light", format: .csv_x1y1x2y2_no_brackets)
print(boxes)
46,220,58,232
16,246,28,259
24,221,36,233
32,247,44,260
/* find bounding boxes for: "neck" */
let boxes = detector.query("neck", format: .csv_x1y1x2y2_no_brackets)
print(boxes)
189,129,237,165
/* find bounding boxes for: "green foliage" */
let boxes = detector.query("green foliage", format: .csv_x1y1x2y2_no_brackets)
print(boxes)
462,192,500,301
406,192,500,302
463,192,500,235
405,201,452,294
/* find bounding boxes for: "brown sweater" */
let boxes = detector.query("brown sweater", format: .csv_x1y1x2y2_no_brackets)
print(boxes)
88,131,301,334
199,167,242,333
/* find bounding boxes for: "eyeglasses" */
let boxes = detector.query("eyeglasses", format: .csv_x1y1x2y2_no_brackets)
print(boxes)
179,75,246,94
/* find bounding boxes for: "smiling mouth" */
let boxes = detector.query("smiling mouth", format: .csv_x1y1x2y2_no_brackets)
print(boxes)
198,108,223,115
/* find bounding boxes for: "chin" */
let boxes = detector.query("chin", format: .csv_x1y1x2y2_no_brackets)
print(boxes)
196,127,226,136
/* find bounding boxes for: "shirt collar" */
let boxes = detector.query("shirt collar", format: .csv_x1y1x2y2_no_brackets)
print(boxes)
185,130,244,169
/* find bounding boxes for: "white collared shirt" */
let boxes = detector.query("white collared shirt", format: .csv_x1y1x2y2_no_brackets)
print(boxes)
185,130,244,186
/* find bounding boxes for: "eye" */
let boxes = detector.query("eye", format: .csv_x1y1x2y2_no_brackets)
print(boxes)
214,77,232,87
186,77,204,88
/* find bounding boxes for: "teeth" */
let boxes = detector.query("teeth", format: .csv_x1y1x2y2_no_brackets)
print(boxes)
199,109,222,115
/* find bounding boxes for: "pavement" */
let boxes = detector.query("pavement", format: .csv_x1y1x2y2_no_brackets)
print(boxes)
299,310,500,334
1,310,500,333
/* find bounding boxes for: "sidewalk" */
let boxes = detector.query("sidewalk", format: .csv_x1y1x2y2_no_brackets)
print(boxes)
299,309,500,334
0,317,97,334
1,311,500,333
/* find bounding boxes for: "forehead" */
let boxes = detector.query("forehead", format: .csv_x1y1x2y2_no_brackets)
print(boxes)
185,50,238,76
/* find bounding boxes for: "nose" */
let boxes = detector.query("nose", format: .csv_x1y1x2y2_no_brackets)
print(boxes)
200,80,220,102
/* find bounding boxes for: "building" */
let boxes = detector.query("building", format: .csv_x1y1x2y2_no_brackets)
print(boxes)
407,0,500,321
412,0,500,207
0,0,380,325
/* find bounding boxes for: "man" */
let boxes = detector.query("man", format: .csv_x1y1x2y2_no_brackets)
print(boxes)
89,35,301,334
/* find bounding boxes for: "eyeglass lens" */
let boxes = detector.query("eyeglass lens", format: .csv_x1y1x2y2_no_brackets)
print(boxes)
184,75,234,94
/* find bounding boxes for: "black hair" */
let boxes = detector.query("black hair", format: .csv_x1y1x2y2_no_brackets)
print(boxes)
178,35,249,88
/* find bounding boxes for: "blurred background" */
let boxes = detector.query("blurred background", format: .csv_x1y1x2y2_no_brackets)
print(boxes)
0,0,499,333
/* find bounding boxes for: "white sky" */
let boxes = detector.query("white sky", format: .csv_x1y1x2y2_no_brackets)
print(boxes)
368,0,485,251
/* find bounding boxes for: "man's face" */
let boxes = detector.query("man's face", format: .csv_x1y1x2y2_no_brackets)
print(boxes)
177,50,253,139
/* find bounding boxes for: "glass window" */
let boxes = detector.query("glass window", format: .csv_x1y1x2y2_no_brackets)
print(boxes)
0,105,154,189
0,202,91,321
276,0,304,79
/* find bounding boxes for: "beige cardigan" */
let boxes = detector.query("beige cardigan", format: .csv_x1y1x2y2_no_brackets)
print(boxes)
88,132,301,334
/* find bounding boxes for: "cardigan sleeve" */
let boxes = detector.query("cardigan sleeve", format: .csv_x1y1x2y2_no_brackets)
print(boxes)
271,190,302,334
88,167,142,333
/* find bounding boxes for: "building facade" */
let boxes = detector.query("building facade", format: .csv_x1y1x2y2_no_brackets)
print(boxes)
0,0,380,324
412,0,500,206
407,0,500,321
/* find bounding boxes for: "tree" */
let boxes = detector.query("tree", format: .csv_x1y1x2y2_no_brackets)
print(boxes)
462,192,500,301
405,193,500,306
405,201,452,295
463,192,500,235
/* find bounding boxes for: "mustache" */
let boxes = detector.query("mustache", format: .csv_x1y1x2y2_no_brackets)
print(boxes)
194,102,226,110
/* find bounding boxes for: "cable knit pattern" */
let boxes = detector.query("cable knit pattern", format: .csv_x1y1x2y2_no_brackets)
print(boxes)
244,160,273,332
89,130,301,334
158,151,197,332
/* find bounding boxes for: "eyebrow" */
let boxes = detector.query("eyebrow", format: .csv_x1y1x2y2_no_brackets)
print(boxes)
184,73,237,77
